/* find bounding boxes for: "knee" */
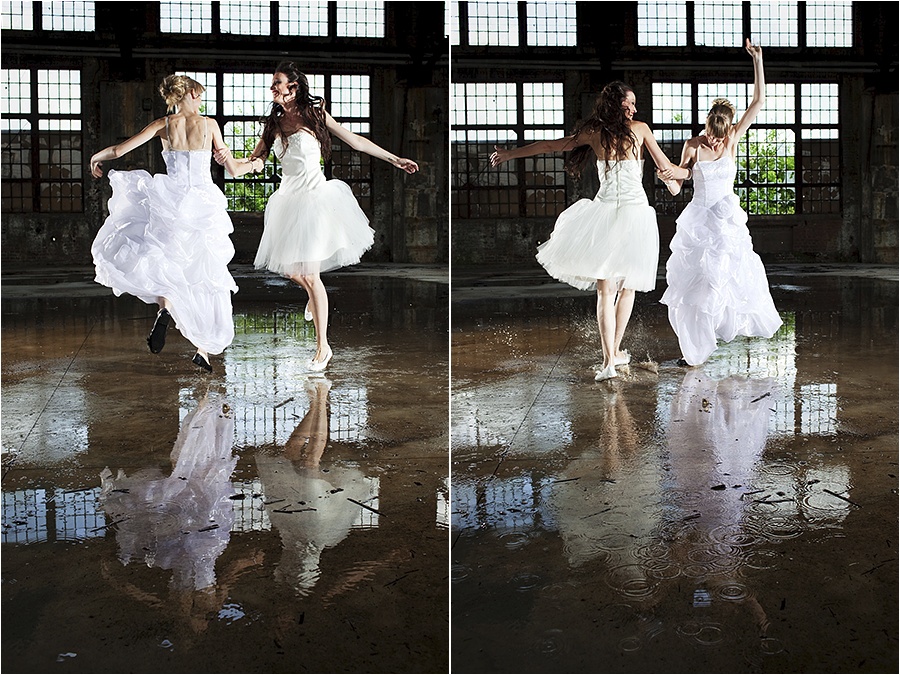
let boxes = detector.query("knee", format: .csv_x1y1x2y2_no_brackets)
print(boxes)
292,273,319,287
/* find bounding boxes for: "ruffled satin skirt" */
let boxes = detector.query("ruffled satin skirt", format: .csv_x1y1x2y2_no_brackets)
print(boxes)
661,193,782,365
91,169,238,354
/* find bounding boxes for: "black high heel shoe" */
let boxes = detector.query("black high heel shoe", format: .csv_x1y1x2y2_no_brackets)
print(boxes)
192,352,212,372
147,308,171,353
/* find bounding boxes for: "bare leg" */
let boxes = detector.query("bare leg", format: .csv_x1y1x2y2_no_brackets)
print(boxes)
596,279,619,370
291,271,331,363
613,286,635,360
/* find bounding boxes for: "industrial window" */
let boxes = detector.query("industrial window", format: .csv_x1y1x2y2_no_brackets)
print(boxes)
637,1,853,49
454,1,577,47
694,0,742,47
806,0,852,48
1,0,33,29
178,70,217,115
157,1,384,38
651,81,840,217
280,0,329,36
336,0,384,38
2,68,83,213
467,0,518,46
220,0,269,35
160,0,212,33
220,71,373,213
42,0,93,31
526,0,577,47
451,81,566,219
750,2,797,48
637,1,686,47
449,0,459,44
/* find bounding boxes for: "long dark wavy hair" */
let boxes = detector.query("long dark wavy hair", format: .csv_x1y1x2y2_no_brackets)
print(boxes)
260,61,331,160
564,81,637,178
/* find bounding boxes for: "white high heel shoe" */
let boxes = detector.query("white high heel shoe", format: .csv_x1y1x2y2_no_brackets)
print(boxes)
614,350,631,367
307,346,333,373
304,302,313,321
594,364,618,381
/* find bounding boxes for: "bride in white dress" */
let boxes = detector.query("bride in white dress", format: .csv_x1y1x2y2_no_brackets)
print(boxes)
90,75,258,372
490,81,689,381
217,61,418,373
658,40,782,366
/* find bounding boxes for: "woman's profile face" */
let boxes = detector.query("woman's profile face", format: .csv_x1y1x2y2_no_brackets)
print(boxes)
270,72,295,104
621,91,636,120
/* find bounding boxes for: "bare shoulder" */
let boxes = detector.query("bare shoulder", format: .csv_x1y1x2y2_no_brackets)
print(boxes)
630,120,651,135
685,135,703,148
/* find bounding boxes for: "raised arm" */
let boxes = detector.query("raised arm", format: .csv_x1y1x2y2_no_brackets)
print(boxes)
209,120,266,177
732,39,765,140
89,118,166,177
325,112,419,174
490,135,579,167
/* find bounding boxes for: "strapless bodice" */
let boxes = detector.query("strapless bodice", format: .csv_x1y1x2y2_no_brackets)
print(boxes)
691,156,737,208
273,131,326,192
594,159,649,206
161,150,213,187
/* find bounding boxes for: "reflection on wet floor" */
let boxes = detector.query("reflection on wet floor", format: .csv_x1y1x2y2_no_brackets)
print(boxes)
1,266,449,673
451,270,897,673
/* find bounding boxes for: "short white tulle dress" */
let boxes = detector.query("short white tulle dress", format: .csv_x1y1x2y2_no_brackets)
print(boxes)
661,155,782,365
91,119,238,355
536,159,659,292
254,131,375,276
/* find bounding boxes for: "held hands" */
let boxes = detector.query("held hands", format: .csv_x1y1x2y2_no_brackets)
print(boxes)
212,146,230,167
657,165,689,182
490,145,510,167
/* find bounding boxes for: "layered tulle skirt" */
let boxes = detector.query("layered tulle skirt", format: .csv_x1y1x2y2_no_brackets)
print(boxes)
661,193,782,365
91,169,238,354
254,176,375,276
536,198,660,292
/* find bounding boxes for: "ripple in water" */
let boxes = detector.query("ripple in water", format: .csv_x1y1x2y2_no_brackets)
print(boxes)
510,571,542,592
750,515,803,541
716,582,750,602
605,564,658,599
744,548,780,570
618,636,642,652
498,531,531,550
450,563,471,583
760,636,785,655
709,524,764,548
695,624,724,645
533,628,569,656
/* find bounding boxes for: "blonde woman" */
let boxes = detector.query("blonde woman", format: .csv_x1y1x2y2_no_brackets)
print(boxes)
90,75,257,372
657,40,782,366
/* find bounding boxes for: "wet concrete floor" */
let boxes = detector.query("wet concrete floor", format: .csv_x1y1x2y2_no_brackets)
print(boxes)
1,263,449,673
451,264,898,673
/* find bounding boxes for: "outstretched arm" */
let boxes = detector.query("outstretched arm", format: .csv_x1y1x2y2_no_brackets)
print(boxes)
89,118,166,177
732,39,765,140
325,112,419,174
490,135,579,166
635,122,689,179
657,140,694,196
209,121,266,177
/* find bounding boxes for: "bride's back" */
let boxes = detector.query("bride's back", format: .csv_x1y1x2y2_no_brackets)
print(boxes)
163,113,210,152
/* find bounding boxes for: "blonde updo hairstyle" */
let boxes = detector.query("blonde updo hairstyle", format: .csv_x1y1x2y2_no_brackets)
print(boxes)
705,98,736,139
159,74,205,113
